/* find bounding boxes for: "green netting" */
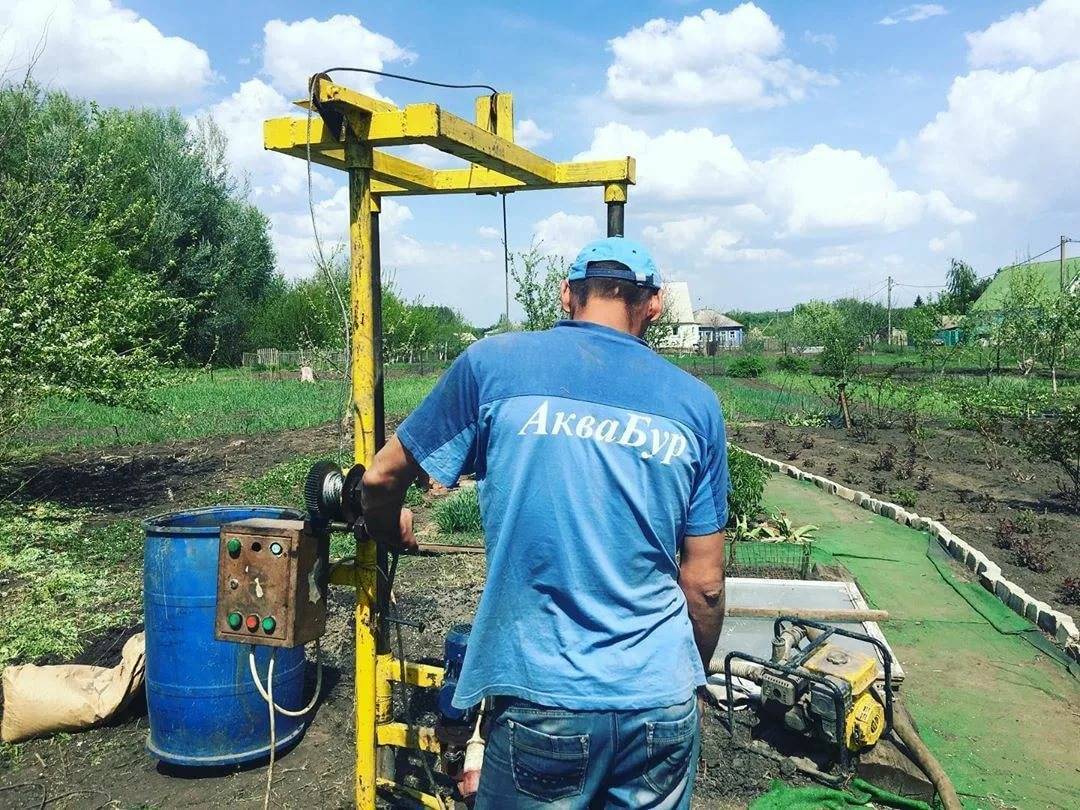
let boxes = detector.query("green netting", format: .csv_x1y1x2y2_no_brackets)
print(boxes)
761,475,1080,810
749,779,932,810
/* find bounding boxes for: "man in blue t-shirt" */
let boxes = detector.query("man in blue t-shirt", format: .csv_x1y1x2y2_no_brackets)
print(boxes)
362,237,728,808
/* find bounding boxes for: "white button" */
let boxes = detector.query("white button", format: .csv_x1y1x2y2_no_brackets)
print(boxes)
270,542,283,556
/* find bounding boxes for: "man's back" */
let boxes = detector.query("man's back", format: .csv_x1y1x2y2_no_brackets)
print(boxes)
397,320,728,711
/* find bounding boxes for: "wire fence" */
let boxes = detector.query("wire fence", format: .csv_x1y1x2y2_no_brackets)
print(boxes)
239,348,453,377
726,541,813,580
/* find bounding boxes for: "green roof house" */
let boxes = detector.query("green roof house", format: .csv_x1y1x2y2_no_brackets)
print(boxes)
971,257,1080,312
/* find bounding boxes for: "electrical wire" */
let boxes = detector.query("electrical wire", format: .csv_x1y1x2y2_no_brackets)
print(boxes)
318,66,498,95
249,642,324,810
304,76,352,459
248,641,324,716
263,651,276,810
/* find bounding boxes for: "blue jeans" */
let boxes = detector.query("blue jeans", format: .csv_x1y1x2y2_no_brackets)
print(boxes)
475,696,699,809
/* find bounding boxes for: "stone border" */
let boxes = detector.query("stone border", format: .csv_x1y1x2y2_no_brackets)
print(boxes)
740,448,1080,663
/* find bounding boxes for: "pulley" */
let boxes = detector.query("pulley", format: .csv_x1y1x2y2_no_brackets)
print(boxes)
304,460,366,526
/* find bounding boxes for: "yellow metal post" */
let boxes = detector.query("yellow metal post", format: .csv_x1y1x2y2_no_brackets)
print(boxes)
346,130,379,809
263,77,637,810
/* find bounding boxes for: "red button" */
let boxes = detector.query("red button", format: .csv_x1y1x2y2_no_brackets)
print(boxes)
245,614,259,631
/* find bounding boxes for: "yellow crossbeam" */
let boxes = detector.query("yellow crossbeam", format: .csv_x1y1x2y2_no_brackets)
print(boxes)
376,722,441,753
378,656,444,688
265,116,634,197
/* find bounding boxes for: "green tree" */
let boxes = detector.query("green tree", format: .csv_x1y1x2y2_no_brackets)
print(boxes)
511,247,565,332
903,306,937,350
0,87,186,430
940,259,990,315
1039,289,1080,393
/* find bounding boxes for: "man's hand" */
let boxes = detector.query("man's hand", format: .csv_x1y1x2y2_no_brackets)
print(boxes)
361,435,423,551
396,507,418,552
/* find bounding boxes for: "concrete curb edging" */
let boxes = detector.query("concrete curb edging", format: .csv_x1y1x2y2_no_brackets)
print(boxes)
738,447,1080,663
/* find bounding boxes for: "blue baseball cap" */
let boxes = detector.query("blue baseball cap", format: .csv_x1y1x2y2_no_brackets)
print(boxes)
568,237,661,290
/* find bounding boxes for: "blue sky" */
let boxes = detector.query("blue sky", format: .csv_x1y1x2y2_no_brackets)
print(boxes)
3,1,1079,324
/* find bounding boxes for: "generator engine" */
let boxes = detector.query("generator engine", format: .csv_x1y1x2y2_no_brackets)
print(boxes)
724,618,894,766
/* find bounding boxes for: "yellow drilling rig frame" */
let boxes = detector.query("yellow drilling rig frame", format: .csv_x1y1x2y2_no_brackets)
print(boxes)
264,74,635,809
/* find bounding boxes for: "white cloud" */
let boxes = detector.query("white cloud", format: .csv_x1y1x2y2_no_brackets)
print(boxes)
929,230,962,253
643,217,719,252
514,118,552,148
803,31,838,54
812,246,865,267
878,5,948,26
193,79,339,204
531,212,599,258
0,0,213,105
261,15,413,98
605,4,834,110
575,123,757,203
912,60,1080,206
763,145,932,235
578,124,971,237
477,226,501,240
967,0,1080,67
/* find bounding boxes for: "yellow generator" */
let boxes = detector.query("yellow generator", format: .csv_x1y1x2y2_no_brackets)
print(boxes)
722,617,894,767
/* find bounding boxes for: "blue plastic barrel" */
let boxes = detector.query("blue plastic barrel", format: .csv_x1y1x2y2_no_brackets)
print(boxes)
143,506,309,766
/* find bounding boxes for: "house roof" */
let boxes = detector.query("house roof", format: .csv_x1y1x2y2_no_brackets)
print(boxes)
972,257,1080,312
694,309,743,328
664,281,696,323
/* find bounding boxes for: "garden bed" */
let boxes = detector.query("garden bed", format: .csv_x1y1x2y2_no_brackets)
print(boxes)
731,419,1079,615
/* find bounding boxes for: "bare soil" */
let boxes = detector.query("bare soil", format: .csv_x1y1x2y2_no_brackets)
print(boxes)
0,423,345,517
731,419,1080,615
0,425,808,809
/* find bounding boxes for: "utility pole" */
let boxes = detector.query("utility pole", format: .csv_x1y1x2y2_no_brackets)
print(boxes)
1062,235,1068,293
886,275,893,346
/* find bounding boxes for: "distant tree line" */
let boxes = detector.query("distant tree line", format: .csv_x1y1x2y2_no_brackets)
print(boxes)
247,255,474,364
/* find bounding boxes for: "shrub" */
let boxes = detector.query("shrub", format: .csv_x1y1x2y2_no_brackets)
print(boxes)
995,518,1016,549
1014,509,1037,535
1060,577,1080,606
1017,401,1080,507
892,488,918,508
1013,538,1051,574
727,356,767,378
727,446,768,526
873,444,898,472
776,354,810,373
433,487,483,534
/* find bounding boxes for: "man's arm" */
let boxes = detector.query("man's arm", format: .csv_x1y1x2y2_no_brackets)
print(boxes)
361,435,422,552
680,531,726,670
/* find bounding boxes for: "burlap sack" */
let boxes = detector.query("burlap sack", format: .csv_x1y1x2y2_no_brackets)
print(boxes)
1,632,145,743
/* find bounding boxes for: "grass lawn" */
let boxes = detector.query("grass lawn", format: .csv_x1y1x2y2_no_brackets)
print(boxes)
12,369,441,456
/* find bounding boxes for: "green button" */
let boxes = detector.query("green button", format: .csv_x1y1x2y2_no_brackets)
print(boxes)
226,538,241,557
261,616,276,633
227,612,243,630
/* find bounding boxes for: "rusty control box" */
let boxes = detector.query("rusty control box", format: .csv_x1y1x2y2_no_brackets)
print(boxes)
215,518,329,648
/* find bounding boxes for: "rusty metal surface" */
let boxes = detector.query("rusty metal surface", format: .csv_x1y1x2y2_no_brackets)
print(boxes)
215,519,329,648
